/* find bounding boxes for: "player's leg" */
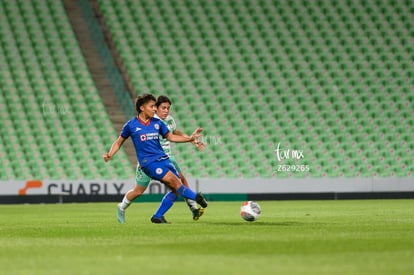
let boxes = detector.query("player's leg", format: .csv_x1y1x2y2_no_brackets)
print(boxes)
143,160,208,208
169,156,203,219
151,191,177,223
150,166,182,223
151,172,203,223
140,160,178,223
117,184,147,223
179,171,204,220
161,170,208,208
117,166,151,224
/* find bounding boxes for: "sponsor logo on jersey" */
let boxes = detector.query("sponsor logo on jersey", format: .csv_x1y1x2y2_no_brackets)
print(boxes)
139,133,159,141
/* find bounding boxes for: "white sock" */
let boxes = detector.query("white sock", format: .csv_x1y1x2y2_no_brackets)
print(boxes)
185,198,198,211
120,197,131,210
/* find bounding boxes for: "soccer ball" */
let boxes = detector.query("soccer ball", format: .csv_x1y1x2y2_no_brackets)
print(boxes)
240,201,261,222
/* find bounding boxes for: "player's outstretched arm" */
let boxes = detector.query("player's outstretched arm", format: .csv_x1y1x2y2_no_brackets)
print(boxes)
103,136,126,162
173,129,190,138
166,127,203,144
174,129,206,151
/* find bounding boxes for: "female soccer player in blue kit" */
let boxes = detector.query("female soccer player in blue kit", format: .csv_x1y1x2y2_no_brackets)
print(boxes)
103,94,208,223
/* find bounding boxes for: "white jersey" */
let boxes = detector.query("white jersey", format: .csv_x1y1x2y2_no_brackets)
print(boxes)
154,113,176,157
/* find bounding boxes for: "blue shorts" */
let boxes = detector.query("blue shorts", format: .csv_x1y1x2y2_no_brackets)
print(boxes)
141,159,180,181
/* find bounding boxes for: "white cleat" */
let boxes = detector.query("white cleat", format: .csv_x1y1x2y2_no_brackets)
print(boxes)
117,203,125,224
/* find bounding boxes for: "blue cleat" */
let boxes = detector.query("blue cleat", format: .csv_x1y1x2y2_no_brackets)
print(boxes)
151,215,170,224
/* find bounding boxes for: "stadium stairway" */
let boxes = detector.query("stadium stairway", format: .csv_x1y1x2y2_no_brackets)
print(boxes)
62,0,137,168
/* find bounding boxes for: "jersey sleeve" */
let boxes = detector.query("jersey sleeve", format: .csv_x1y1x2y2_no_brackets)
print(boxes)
159,120,170,138
170,116,177,132
120,121,131,139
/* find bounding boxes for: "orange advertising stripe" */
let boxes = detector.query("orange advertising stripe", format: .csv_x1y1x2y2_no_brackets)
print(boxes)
18,180,43,195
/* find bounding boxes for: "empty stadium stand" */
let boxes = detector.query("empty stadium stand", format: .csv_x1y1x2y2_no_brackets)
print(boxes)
95,0,413,178
0,0,134,180
0,0,412,181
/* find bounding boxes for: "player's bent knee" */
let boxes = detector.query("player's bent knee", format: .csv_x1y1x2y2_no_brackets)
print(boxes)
161,171,181,191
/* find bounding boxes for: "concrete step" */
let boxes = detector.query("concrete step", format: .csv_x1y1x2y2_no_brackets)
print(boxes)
62,0,136,169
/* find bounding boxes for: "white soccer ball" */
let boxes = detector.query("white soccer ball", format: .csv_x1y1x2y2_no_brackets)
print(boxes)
240,201,261,222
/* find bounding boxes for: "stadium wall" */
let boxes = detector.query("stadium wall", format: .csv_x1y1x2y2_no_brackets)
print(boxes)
1,178,413,204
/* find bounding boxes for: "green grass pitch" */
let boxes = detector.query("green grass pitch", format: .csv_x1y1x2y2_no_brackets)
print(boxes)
1,199,414,275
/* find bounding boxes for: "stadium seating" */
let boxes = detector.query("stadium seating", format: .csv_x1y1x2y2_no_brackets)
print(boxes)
95,0,413,178
0,0,133,180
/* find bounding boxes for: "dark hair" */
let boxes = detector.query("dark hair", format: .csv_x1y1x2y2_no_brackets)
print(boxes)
135,93,156,113
155,95,172,107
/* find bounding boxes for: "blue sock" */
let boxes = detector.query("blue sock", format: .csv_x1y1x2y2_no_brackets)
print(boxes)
153,192,177,218
176,185,197,200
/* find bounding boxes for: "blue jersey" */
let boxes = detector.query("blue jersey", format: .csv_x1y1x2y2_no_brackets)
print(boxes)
120,116,170,167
